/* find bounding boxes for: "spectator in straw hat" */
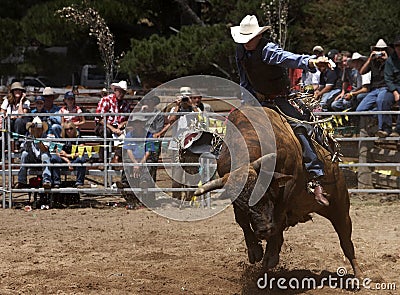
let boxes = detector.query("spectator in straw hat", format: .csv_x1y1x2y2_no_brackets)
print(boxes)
356,39,394,137
331,52,370,111
116,114,158,207
302,45,325,91
330,52,369,111
383,35,400,137
14,117,52,189
1,81,31,137
42,87,62,138
136,95,165,182
231,14,331,206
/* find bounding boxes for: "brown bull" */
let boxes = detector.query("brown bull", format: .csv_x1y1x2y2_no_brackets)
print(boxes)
195,106,362,278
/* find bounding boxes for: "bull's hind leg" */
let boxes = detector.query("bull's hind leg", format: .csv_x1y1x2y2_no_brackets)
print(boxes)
262,230,283,269
320,197,363,278
233,204,263,264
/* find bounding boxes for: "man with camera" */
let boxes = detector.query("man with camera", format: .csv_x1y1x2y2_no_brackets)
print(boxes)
167,87,201,199
356,39,394,137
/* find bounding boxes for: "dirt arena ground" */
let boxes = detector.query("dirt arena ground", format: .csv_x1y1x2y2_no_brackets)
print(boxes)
0,195,399,295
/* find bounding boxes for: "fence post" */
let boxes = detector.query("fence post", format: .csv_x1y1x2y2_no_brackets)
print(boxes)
1,115,6,208
358,116,373,188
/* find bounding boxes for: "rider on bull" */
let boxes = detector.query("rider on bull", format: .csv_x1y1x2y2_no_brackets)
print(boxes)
231,15,330,206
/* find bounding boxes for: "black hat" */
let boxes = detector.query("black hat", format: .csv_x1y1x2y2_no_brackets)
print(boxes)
327,49,339,60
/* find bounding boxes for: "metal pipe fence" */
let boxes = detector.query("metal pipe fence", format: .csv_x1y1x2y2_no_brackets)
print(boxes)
1,108,399,209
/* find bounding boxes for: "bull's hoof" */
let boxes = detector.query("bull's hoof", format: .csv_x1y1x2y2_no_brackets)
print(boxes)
248,242,263,264
262,254,279,269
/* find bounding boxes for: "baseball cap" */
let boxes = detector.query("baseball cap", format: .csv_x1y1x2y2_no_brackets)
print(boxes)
64,91,75,99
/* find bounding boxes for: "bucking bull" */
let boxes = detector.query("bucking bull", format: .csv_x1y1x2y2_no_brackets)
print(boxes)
194,106,362,278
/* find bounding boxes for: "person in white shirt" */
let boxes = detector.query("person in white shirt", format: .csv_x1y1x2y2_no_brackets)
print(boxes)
1,81,31,136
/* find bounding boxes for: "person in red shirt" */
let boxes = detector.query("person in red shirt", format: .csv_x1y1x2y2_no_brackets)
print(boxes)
95,81,130,138
59,91,86,129
95,81,131,163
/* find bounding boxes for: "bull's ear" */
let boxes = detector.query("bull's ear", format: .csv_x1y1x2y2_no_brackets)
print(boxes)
194,176,227,196
251,153,277,173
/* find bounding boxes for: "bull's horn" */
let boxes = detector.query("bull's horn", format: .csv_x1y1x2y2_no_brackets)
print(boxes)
194,177,225,196
251,153,277,172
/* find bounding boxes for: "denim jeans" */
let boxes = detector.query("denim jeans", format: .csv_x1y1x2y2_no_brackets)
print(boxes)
356,87,394,132
330,97,353,111
320,89,341,110
18,151,51,184
377,90,396,132
49,123,62,138
51,154,86,185
263,97,324,179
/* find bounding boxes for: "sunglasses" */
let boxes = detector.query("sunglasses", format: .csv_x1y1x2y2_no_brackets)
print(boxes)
65,127,74,131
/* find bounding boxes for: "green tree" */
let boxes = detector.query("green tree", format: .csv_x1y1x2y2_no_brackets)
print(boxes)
120,24,234,83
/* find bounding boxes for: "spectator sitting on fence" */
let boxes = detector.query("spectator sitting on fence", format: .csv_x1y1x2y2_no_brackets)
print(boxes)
331,52,370,111
1,82,31,148
302,45,325,91
14,117,52,189
59,91,86,132
383,35,400,137
50,122,86,188
314,55,340,111
356,39,393,138
31,96,49,122
42,87,62,138
345,52,371,109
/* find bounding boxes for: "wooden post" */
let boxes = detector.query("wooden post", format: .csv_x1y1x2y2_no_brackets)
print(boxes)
358,116,374,188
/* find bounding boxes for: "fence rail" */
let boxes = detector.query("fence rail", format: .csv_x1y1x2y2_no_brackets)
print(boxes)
1,108,400,209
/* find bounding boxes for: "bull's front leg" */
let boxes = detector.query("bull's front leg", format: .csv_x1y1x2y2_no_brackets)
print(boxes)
262,230,284,269
233,203,264,264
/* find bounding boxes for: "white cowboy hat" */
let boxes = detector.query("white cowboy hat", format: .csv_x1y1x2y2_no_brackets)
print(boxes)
350,52,367,61
348,52,367,66
230,15,270,44
371,39,388,50
312,45,324,53
26,116,49,133
43,87,55,96
180,86,192,96
111,80,128,92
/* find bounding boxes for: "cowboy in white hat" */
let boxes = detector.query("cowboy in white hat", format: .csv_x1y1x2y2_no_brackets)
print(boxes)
14,117,52,189
231,14,330,206
41,86,62,138
95,80,130,137
331,52,370,112
356,38,393,138
178,86,212,112
94,80,131,162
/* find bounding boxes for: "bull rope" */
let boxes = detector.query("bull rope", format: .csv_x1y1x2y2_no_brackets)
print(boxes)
274,106,333,125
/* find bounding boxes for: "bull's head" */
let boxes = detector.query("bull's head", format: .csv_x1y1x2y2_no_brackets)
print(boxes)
195,153,292,240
